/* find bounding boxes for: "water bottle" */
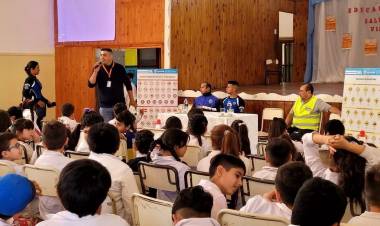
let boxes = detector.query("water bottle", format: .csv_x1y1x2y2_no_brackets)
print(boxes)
227,101,233,113
183,98,189,112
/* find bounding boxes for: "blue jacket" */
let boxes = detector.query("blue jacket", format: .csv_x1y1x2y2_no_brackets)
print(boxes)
194,93,220,111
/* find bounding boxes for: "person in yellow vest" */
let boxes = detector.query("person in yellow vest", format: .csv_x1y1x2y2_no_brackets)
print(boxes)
285,84,341,140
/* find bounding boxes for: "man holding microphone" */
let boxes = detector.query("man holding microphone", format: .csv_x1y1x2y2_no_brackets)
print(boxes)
88,48,136,122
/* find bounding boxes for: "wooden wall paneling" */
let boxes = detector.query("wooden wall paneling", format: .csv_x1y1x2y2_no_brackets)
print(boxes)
293,0,308,82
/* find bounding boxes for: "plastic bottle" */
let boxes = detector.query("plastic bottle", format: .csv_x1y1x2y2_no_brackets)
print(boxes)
183,98,189,112
155,119,162,129
227,101,233,113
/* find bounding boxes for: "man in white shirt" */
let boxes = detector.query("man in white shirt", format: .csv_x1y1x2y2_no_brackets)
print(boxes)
34,121,72,220
198,154,245,219
241,162,313,220
172,186,220,226
349,163,380,226
37,159,129,226
253,138,292,180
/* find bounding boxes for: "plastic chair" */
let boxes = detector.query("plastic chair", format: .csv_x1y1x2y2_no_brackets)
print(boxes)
218,209,289,226
241,176,275,205
0,161,15,176
184,170,210,188
23,164,59,197
181,146,202,168
64,150,89,160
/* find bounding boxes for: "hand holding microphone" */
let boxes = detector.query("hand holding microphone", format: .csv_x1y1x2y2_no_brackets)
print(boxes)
93,61,102,72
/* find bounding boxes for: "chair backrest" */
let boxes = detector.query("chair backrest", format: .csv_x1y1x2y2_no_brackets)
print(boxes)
138,162,180,195
64,150,90,160
184,170,210,188
132,193,173,226
23,164,59,197
0,162,15,176
247,154,267,172
134,172,143,194
35,144,45,158
114,138,128,161
218,209,289,226
180,146,202,168
241,176,275,204
261,108,284,131
255,142,267,156
329,113,341,120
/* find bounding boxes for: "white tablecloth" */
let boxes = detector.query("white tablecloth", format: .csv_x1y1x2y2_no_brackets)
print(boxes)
157,112,258,154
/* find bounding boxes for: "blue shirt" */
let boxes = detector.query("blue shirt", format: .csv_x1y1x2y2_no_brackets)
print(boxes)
194,93,220,111
222,96,245,113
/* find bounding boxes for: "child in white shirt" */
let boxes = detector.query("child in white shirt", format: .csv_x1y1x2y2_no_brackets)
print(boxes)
150,128,190,202
0,132,24,175
187,114,211,157
198,154,246,219
108,103,128,126
241,162,313,220
74,111,104,153
114,110,136,161
172,186,220,226
14,118,38,164
253,137,292,180
37,159,128,226
58,103,79,133
34,120,72,219
87,123,138,225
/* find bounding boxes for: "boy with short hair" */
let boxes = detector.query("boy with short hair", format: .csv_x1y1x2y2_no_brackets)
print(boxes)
0,174,36,226
0,132,23,175
109,102,127,126
198,154,246,219
241,162,313,220
221,80,245,113
14,118,36,163
290,177,347,226
34,120,72,219
36,159,129,226
172,186,220,226
348,163,380,225
253,137,292,180
58,103,78,133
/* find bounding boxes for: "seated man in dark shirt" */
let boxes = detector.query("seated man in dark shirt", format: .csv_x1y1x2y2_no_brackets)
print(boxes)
221,80,245,113
194,82,220,112
127,130,154,172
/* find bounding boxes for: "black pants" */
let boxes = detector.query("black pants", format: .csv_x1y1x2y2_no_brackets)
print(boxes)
287,127,314,141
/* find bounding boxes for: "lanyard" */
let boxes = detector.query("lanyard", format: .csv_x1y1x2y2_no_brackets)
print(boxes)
102,62,115,78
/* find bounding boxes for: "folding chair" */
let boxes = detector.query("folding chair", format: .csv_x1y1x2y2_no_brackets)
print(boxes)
247,154,267,172
15,144,29,164
137,162,180,195
329,113,341,120
0,162,15,176
218,209,289,226
134,172,143,194
184,170,210,188
241,176,275,205
23,164,60,197
181,146,202,168
132,193,173,226
259,108,284,139
64,150,90,160
255,142,267,156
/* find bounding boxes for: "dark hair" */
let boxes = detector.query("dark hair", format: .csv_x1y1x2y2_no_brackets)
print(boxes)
203,82,212,90
14,118,34,133
126,72,134,80
7,106,22,120
116,110,136,131
275,162,312,206
113,103,127,117
188,114,208,146
268,117,287,139
231,120,251,156
100,48,113,53
24,61,39,76
209,154,246,177
210,125,241,157
0,132,17,158
42,121,68,150
0,110,11,133
303,83,314,94
172,186,213,218
80,111,104,129
87,123,120,154
163,116,183,130
333,136,366,214
61,103,75,117
135,130,154,154
291,177,347,226
57,159,112,217
365,163,380,207
265,138,292,167
227,80,239,86
150,129,189,161
324,119,345,135
187,108,204,120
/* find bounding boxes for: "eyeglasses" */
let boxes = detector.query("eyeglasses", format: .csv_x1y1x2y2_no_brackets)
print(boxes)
8,143,21,151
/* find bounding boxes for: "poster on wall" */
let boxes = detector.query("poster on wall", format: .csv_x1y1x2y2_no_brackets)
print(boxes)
341,68,380,146
136,69,178,128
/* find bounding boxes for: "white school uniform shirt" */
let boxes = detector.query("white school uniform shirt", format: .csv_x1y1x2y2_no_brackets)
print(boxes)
58,116,79,133
0,159,24,175
34,150,72,220
188,135,211,157
18,141,34,163
36,211,129,226
302,133,380,185
75,131,90,153
175,218,221,226
252,166,278,180
240,195,292,220
198,179,227,220
348,211,380,226
152,155,190,202
0,220,10,226
88,152,139,224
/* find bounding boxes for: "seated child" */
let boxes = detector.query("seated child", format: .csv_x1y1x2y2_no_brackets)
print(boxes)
198,154,246,219
163,116,183,130
58,103,79,133
0,132,24,175
109,103,127,126
73,111,104,152
14,118,36,163
114,110,136,161
172,186,220,226
127,129,154,172
187,114,211,156
36,159,129,226
7,106,22,132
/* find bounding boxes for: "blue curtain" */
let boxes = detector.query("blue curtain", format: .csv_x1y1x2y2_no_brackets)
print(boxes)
304,0,330,83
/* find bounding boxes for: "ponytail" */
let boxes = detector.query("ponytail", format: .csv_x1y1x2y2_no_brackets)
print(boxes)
24,61,38,76
221,130,240,157
149,129,189,162
231,120,250,155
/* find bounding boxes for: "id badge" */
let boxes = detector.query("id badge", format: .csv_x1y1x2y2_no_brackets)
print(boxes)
107,81,111,88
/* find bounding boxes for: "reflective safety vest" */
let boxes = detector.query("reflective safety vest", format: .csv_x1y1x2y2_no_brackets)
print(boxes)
292,96,321,131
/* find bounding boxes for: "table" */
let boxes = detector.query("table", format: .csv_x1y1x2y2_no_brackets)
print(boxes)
157,112,258,154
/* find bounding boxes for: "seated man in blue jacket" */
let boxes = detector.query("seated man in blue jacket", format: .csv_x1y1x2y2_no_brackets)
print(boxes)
194,82,220,112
